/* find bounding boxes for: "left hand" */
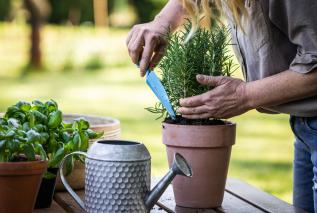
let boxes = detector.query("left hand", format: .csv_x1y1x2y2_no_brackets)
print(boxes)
178,74,252,119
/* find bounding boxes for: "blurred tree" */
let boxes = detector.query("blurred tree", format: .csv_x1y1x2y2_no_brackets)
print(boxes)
93,0,108,26
0,0,11,21
23,0,46,69
48,0,94,24
128,0,165,24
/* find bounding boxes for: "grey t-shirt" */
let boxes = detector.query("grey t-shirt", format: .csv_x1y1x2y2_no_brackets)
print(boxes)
225,0,317,117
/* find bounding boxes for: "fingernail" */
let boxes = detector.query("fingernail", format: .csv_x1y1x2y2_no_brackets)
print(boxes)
197,74,204,80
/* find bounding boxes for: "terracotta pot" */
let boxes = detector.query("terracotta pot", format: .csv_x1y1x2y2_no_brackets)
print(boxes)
62,113,121,141
0,160,47,213
55,113,121,191
162,121,236,208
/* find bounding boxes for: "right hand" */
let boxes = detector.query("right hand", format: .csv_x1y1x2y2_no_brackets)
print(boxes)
126,20,169,77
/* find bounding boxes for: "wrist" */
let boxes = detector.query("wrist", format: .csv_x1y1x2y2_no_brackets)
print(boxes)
244,82,257,109
153,1,185,32
153,15,174,31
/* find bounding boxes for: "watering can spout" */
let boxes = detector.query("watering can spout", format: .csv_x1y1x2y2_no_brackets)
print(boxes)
144,153,192,211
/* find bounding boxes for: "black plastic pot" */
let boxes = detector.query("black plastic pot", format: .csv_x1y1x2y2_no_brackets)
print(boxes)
34,168,59,209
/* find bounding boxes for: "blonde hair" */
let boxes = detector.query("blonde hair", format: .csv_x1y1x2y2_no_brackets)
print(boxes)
181,0,247,42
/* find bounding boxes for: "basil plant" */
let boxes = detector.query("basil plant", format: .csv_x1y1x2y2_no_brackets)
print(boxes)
0,100,103,178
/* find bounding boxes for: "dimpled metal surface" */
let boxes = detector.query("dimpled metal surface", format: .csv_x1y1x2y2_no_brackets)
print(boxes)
85,158,151,213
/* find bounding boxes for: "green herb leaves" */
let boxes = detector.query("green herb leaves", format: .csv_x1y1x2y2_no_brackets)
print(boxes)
0,100,103,178
148,21,237,119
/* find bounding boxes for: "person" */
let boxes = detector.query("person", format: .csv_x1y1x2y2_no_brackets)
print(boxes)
126,0,317,212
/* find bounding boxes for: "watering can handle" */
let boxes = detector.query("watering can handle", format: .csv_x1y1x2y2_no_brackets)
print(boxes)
59,151,87,210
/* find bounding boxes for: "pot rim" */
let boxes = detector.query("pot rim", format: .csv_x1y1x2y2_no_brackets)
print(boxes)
0,160,48,176
162,120,236,148
162,120,236,127
1,113,121,128
63,113,120,128
0,159,47,165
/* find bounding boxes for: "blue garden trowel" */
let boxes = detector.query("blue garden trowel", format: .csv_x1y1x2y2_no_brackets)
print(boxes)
145,69,176,120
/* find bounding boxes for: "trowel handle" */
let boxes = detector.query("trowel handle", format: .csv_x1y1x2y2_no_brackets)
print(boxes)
59,151,87,210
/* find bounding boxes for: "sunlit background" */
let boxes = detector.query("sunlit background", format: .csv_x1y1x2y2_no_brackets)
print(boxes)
0,0,294,202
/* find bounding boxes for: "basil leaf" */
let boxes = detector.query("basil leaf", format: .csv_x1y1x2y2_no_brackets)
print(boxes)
16,101,31,112
45,100,58,112
75,118,89,130
0,140,6,150
79,131,89,151
73,133,81,151
62,132,71,143
43,171,56,179
63,123,72,128
34,143,47,160
48,110,62,129
65,155,74,176
48,146,65,168
5,130,15,139
87,129,104,139
23,144,36,161
4,106,20,119
22,122,30,131
33,110,48,124
26,129,41,143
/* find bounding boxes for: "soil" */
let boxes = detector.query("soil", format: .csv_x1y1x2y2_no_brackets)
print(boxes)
10,154,41,162
11,155,28,162
164,115,227,126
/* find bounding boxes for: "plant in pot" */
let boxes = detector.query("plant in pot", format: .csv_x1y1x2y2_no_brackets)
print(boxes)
55,113,121,191
0,113,47,213
147,21,237,208
2,100,103,209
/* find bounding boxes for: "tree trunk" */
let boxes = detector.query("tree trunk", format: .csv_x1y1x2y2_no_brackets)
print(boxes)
93,0,108,27
24,0,42,69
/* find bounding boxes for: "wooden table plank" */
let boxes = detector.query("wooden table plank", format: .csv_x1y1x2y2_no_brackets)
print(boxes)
33,201,66,213
54,190,85,213
216,192,263,213
53,178,303,213
225,178,306,213
155,183,263,213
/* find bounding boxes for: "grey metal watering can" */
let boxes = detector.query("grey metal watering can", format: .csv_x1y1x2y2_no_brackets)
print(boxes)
59,140,192,213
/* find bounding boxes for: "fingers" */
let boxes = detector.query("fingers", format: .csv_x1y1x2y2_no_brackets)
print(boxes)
182,112,212,119
127,31,144,65
149,44,166,69
179,94,206,107
126,23,168,77
196,75,225,87
126,27,135,46
139,36,157,77
177,105,209,115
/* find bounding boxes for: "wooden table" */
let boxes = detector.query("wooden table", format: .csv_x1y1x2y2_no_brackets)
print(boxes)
34,178,305,213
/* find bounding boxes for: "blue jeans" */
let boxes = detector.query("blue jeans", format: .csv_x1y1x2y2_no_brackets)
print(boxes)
290,116,317,213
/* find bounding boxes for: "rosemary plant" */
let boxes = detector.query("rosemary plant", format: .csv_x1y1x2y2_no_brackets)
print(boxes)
147,21,237,121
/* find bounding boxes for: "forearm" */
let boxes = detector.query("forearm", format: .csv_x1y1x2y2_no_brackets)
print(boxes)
246,69,317,108
153,0,186,31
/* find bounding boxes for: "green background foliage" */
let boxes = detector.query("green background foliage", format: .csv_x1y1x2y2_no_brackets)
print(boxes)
48,0,94,24
128,0,166,23
0,0,10,21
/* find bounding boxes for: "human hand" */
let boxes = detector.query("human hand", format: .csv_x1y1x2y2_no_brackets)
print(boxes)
126,20,169,77
178,75,252,119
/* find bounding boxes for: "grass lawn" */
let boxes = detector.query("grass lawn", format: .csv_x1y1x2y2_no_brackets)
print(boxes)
0,23,294,202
